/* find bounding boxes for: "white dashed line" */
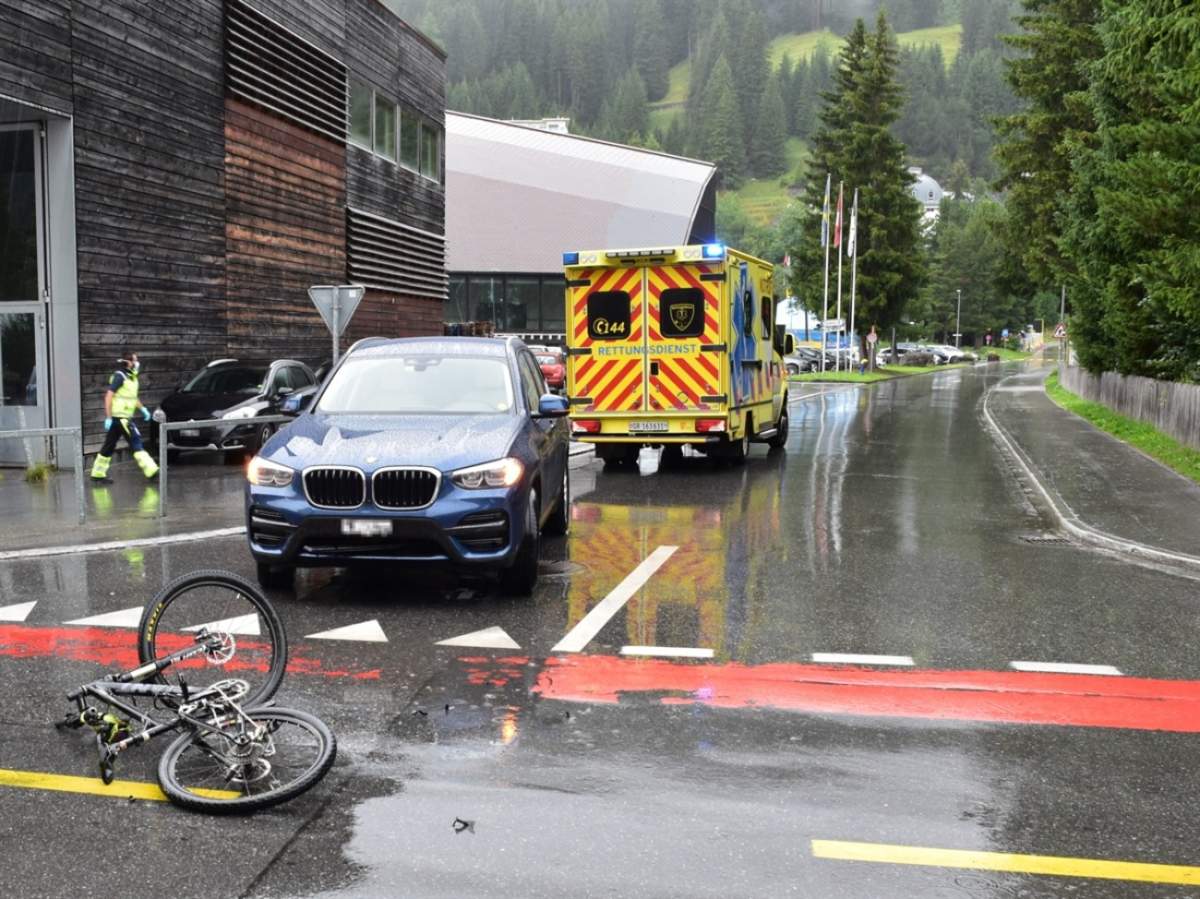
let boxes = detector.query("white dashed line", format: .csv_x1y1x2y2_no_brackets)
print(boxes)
812,653,915,666
1009,661,1123,676
620,646,714,659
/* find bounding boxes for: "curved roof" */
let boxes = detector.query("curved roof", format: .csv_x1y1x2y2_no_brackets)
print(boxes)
445,112,717,274
909,168,944,208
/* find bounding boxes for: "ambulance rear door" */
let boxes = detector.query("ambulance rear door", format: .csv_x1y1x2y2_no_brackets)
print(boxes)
566,264,647,414
644,261,725,413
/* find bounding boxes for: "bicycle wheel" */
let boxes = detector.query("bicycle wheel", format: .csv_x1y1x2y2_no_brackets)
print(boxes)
138,570,287,708
157,707,335,813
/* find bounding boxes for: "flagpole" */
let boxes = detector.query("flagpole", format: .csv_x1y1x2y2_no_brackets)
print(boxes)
820,173,831,373
848,188,859,371
834,181,844,371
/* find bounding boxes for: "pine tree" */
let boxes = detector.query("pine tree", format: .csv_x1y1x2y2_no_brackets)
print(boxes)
1060,0,1200,380
607,67,650,141
700,56,748,187
633,0,671,101
752,75,788,178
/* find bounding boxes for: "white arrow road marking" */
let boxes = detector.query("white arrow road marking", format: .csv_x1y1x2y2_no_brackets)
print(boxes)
0,601,36,622
436,626,521,650
65,607,144,628
306,620,388,643
1010,661,1123,676
620,646,713,659
812,653,915,666
183,614,261,636
552,545,679,653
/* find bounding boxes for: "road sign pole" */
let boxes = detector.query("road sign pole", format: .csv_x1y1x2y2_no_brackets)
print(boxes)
332,296,340,366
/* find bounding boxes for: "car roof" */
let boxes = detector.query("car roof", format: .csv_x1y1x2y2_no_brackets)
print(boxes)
348,336,514,359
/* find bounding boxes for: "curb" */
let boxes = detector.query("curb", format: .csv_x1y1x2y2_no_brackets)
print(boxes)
981,373,1200,576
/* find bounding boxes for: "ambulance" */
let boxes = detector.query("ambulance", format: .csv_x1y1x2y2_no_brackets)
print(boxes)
562,244,793,465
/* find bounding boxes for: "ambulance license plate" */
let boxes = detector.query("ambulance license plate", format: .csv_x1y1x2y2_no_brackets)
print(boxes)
629,421,669,433
342,519,392,538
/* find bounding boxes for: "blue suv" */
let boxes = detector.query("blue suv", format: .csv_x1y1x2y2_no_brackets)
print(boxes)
245,337,570,594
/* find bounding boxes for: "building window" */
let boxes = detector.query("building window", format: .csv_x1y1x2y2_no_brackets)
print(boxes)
447,276,468,321
420,122,441,182
374,96,397,161
401,109,419,171
506,278,540,332
468,277,500,323
349,80,372,148
540,278,566,333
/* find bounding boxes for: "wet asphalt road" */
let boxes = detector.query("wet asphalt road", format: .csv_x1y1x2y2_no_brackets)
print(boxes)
3,364,1200,898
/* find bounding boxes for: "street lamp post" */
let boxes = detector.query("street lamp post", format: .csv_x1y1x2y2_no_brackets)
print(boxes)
954,289,962,348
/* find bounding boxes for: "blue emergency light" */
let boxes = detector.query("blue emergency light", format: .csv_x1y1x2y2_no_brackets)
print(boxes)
562,252,579,265
702,244,725,259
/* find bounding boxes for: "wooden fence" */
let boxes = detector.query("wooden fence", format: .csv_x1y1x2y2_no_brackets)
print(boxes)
1059,364,1200,451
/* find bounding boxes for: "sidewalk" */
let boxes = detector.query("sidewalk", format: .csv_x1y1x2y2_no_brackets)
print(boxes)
987,367,1200,561
0,457,246,554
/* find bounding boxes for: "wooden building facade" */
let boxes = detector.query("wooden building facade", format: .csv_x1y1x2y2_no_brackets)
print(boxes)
0,0,446,457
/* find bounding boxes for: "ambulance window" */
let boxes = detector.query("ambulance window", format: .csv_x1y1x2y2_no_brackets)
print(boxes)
659,288,704,339
587,291,631,340
760,292,772,338
742,290,754,336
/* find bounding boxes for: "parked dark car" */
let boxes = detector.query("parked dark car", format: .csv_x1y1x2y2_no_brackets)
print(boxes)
246,336,571,594
154,358,316,463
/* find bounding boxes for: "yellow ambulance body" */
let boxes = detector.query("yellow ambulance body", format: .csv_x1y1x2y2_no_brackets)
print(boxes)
563,244,792,465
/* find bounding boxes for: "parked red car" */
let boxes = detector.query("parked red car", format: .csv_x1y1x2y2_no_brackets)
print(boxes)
533,349,565,392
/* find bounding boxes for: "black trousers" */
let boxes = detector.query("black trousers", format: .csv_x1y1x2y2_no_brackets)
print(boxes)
97,418,145,457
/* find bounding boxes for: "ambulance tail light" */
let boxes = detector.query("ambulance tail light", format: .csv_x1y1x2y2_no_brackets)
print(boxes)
572,419,601,434
696,419,725,433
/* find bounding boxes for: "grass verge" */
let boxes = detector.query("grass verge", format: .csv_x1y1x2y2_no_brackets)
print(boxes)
1045,371,1200,486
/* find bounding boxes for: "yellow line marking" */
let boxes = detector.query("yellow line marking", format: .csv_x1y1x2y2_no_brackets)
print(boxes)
0,768,238,801
812,840,1200,886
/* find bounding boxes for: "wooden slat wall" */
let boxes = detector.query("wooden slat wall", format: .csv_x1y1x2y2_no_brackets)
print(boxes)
0,0,74,114
225,97,346,364
346,290,443,344
70,0,228,448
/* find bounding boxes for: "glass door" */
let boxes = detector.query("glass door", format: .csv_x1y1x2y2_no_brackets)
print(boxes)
0,126,48,465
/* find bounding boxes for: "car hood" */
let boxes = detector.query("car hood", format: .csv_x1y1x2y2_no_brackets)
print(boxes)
263,413,524,473
161,392,259,420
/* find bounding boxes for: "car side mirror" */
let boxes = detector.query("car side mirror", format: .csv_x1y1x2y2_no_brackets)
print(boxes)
785,334,796,356
535,394,569,418
281,393,309,415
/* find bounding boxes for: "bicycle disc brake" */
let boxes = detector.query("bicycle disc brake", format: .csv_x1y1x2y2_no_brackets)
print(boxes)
204,631,236,665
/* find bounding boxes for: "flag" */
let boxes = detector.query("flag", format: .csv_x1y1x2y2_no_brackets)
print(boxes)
833,182,844,248
820,173,831,248
847,189,858,259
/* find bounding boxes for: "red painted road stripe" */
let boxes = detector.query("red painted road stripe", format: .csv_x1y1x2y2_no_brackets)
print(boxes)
531,656,1200,733
0,624,381,681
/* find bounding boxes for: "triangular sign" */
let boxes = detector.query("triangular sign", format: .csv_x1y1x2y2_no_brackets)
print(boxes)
436,626,521,650
308,284,366,337
183,613,261,636
0,601,36,622
306,620,388,643
66,607,143,628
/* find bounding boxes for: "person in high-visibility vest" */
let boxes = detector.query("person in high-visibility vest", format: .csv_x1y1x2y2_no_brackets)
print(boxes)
90,347,159,483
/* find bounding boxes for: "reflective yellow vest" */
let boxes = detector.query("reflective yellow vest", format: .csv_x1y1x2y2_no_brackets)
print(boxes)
111,370,141,419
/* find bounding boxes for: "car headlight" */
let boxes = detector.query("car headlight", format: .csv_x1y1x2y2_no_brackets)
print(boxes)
152,408,167,424
222,406,258,420
451,457,523,489
246,456,294,487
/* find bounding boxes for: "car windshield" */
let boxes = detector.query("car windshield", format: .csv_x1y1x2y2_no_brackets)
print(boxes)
316,354,514,414
182,366,266,395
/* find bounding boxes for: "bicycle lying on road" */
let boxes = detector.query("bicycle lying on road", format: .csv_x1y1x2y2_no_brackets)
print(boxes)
56,569,335,813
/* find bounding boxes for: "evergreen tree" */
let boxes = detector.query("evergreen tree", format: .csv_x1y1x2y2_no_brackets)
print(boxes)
790,13,925,340
994,0,1102,287
733,8,770,116
700,56,748,186
606,67,650,141
662,114,688,156
752,75,789,178
633,0,671,101
1060,0,1200,380
777,54,796,133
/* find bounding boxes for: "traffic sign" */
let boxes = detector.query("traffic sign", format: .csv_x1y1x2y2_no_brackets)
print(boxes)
308,284,365,336
866,331,878,345
1054,322,1067,339
822,319,845,330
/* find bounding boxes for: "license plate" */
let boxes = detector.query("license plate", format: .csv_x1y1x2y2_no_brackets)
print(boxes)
341,519,392,538
180,428,200,437
629,421,669,433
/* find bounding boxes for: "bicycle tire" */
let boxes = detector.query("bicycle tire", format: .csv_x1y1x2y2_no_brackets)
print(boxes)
157,706,336,814
138,569,287,708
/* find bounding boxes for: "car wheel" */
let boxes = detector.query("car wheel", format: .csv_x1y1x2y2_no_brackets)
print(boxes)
499,489,540,596
256,562,295,591
768,407,789,450
786,363,799,375
543,459,570,537
727,428,749,466
255,422,274,453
